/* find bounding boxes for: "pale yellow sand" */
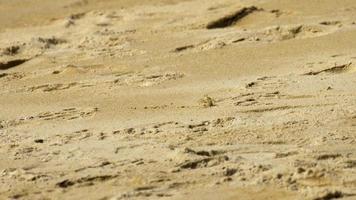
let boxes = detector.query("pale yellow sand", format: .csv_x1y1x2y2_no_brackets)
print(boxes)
1,0,356,199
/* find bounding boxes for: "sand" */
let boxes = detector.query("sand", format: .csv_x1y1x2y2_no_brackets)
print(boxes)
1,0,356,199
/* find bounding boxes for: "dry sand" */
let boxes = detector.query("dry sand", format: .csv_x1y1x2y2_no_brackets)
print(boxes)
1,0,356,199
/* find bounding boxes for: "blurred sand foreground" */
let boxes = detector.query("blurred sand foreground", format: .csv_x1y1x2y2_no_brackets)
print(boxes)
1,0,356,199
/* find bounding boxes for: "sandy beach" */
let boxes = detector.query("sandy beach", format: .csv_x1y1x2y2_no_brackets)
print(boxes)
1,0,356,199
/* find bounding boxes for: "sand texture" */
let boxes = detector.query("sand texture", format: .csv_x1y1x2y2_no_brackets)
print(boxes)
1,0,356,199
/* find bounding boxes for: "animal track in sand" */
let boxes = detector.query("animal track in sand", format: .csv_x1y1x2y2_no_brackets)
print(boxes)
53,129,94,145
0,107,98,129
13,71,183,94
9,81,96,94
232,91,280,107
1,168,52,186
27,83,81,92
215,75,345,118
36,107,98,121
16,67,101,93
56,174,118,188
111,117,236,138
